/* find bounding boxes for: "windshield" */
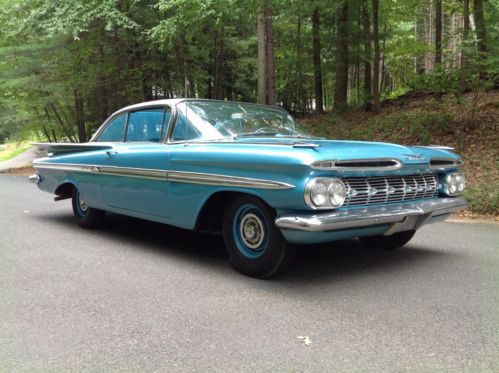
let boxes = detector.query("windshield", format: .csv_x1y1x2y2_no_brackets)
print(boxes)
172,100,311,141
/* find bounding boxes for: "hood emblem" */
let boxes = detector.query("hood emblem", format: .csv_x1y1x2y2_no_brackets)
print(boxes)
403,153,425,161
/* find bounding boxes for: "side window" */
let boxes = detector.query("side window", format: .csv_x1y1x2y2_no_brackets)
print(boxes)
126,108,166,142
172,111,201,141
96,114,126,142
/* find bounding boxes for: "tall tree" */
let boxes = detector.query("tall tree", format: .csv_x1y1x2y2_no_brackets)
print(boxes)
257,11,267,104
296,7,306,115
372,0,380,111
361,0,372,110
334,0,349,111
434,0,442,65
473,0,487,54
312,7,324,114
265,4,276,105
459,0,470,93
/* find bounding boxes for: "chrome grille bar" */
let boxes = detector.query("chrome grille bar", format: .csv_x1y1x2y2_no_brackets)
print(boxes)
343,174,439,207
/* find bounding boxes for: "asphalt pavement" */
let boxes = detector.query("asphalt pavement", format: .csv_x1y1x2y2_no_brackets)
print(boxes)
1,173,498,372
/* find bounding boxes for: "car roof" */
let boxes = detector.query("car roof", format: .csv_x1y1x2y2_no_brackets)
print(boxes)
110,98,286,119
111,98,185,117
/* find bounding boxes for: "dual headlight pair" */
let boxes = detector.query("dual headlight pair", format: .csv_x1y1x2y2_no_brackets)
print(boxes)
305,178,346,209
304,171,465,210
442,172,465,196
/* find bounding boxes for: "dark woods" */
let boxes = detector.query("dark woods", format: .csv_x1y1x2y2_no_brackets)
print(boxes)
0,0,497,142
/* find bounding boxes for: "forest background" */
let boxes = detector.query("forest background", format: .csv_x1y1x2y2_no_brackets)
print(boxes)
0,0,497,215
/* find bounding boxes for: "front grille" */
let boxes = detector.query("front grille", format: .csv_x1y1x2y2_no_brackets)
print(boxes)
342,174,438,207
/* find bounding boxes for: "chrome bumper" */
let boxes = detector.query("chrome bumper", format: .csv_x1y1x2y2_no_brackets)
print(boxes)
275,197,467,234
28,174,41,184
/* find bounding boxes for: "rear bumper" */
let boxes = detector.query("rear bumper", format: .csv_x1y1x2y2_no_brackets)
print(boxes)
275,197,467,234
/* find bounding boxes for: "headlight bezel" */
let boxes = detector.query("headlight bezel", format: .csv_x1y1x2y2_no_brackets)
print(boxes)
441,171,465,196
305,177,347,210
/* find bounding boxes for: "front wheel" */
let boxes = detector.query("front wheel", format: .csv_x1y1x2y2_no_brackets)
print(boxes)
359,230,415,250
71,188,105,229
222,195,296,278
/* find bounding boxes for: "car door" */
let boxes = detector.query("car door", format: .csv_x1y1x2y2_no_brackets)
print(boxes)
100,106,173,218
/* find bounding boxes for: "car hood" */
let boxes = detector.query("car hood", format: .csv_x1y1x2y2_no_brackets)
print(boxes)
232,138,460,165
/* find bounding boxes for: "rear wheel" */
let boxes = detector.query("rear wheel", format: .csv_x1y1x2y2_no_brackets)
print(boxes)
222,195,296,278
359,230,415,250
71,188,105,228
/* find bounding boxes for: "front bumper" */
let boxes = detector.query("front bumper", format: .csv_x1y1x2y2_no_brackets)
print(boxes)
275,197,467,234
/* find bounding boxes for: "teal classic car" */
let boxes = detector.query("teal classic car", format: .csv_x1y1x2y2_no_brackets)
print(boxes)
30,99,467,278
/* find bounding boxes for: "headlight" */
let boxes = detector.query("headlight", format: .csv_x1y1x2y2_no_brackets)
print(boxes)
442,172,465,196
305,178,346,209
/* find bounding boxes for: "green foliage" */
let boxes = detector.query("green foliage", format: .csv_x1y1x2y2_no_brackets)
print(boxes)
0,0,497,143
464,183,499,216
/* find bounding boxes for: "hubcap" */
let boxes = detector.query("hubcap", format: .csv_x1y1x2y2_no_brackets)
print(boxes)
232,204,269,259
240,213,264,249
78,194,88,213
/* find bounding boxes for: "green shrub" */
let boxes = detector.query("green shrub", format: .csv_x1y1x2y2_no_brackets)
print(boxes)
464,186,499,215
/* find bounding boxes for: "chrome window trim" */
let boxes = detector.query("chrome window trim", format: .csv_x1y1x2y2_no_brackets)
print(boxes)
32,162,294,190
310,158,403,171
91,104,175,143
124,106,172,143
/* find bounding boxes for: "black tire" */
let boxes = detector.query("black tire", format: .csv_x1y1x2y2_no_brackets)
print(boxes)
359,230,415,250
71,188,105,229
222,195,296,278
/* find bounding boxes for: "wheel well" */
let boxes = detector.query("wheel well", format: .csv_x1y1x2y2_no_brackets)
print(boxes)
54,182,75,200
195,192,268,233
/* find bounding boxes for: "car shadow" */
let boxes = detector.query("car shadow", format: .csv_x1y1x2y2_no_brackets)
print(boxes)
40,210,451,284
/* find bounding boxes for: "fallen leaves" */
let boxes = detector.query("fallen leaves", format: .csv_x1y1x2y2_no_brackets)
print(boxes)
297,335,312,346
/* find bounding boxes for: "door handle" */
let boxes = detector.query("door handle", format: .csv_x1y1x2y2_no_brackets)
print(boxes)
106,151,118,158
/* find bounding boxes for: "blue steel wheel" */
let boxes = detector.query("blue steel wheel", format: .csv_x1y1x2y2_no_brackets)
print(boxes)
222,195,296,278
71,188,105,229
232,204,269,259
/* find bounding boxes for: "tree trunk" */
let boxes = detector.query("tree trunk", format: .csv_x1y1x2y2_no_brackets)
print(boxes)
361,0,372,110
312,8,324,114
334,0,349,111
435,0,442,65
296,12,306,116
49,104,76,143
74,89,86,142
98,43,109,123
265,4,276,105
257,12,266,104
459,0,470,94
214,31,224,100
41,126,53,143
415,6,426,75
372,0,380,111
473,0,487,54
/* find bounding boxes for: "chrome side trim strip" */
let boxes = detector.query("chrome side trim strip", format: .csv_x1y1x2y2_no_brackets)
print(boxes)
275,197,467,232
415,145,454,151
100,166,167,180
33,162,98,173
310,158,403,171
429,157,463,170
292,142,320,148
32,162,294,189
167,171,294,189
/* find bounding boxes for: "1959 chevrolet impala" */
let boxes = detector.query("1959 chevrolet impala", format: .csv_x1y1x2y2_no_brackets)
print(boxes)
30,99,467,278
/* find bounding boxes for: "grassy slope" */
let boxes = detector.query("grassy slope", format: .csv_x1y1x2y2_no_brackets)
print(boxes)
0,142,32,162
299,90,499,218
